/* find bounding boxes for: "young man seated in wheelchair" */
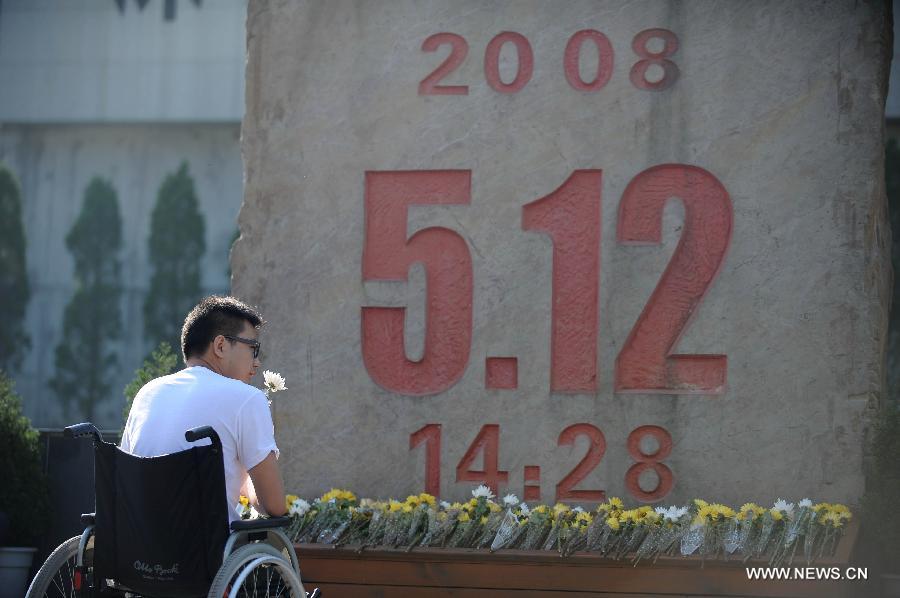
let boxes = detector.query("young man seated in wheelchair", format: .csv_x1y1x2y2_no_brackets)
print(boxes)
28,296,319,597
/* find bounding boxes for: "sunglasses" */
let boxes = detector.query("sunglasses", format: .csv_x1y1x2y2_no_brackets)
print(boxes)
224,335,261,359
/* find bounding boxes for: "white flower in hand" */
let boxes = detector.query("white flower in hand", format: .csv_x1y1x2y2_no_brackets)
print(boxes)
263,370,287,394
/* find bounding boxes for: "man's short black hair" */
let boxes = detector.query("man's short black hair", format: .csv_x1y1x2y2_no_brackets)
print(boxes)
181,296,264,362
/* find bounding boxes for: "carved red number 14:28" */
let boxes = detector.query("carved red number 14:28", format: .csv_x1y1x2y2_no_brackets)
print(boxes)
361,166,732,395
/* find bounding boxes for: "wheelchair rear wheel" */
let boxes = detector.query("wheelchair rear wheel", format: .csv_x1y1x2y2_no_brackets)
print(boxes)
207,543,305,598
26,535,94,598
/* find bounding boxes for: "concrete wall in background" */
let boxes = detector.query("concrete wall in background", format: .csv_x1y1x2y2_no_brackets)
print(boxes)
0,1,248,428
235,0,891,507
0,124,242,428
0,0,246,122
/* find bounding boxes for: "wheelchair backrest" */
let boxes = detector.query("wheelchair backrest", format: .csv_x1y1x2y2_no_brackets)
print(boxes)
92,439,229,597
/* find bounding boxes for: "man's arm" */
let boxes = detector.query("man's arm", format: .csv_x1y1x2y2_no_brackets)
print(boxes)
247,451,287,517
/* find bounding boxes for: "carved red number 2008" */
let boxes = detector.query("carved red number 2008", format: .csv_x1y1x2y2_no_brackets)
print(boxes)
361,171,473,395
616,165,732,393
419,33,469,95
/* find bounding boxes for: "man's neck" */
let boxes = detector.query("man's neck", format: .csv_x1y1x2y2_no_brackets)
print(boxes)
186,356,225,377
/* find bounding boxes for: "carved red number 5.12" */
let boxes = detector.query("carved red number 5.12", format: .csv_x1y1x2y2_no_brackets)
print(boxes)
361,171,473,395
616,165,732,393
523,171,602,392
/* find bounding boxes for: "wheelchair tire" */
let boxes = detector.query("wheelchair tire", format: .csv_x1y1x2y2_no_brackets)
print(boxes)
207,543,306,598
25,535,93,598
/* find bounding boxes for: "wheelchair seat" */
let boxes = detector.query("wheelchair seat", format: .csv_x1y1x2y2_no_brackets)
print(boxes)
26,422,319,598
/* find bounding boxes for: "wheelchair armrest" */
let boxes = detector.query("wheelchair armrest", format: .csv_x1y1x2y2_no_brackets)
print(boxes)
65,423,103,443
81,513,96,526
230,516,292,533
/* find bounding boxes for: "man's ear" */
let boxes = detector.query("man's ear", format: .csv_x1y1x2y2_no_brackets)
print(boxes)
211,334,227,358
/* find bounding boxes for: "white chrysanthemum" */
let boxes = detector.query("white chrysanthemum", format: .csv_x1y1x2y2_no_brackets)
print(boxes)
798,498,812,508
263,370,287,393
439,500,451,510
502,493,520,507
773,498,795,516
472,485,495,500
572,506,585,513
519,503,530,517
654,505,687,522
250,505,260,519
289,498,310,517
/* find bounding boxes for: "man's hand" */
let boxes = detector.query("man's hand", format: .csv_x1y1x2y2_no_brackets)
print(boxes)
247,451,287,517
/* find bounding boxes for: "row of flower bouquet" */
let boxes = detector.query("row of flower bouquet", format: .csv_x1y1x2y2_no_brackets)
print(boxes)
237,486,852,566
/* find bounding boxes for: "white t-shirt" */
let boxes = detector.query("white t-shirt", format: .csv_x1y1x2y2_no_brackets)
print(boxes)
120,366,279,522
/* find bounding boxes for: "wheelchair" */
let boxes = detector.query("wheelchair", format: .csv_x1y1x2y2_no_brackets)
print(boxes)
26,423,320,598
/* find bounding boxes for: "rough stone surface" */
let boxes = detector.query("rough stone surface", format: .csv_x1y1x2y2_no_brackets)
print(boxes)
236,0,891,506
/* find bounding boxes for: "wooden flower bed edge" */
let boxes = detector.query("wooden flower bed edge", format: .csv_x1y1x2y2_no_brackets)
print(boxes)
293,521,863,597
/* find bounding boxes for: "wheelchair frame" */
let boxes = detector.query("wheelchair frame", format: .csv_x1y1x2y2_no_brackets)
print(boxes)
25,422,320,598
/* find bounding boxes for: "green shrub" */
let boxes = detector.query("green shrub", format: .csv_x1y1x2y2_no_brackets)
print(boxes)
123,342,178,424
0,371,49,546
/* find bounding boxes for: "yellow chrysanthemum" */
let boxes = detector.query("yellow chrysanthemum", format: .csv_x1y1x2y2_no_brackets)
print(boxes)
450,502,464,510
402,504,414,514
480,516,489,525
418,493,437,507
829,504,852,518
769,508,783,521
711,503,735,519
239,495,249,507
285,494,299,506
405,495,421,506
608,497,624,509
320,488,356,503
488,501,501,513
553,503,571,517
388,500,404,512
458,512,471,523
822,511,843,527
532,505,549,515
694,498,709,509
738,502,765,521
575,511,593,527
606,516,620,531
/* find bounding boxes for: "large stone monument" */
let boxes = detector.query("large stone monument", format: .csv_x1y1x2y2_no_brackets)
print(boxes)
234,0,891,507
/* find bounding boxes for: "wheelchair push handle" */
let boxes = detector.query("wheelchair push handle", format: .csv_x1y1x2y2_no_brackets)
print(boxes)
184,425,222,451
64,422,103,443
